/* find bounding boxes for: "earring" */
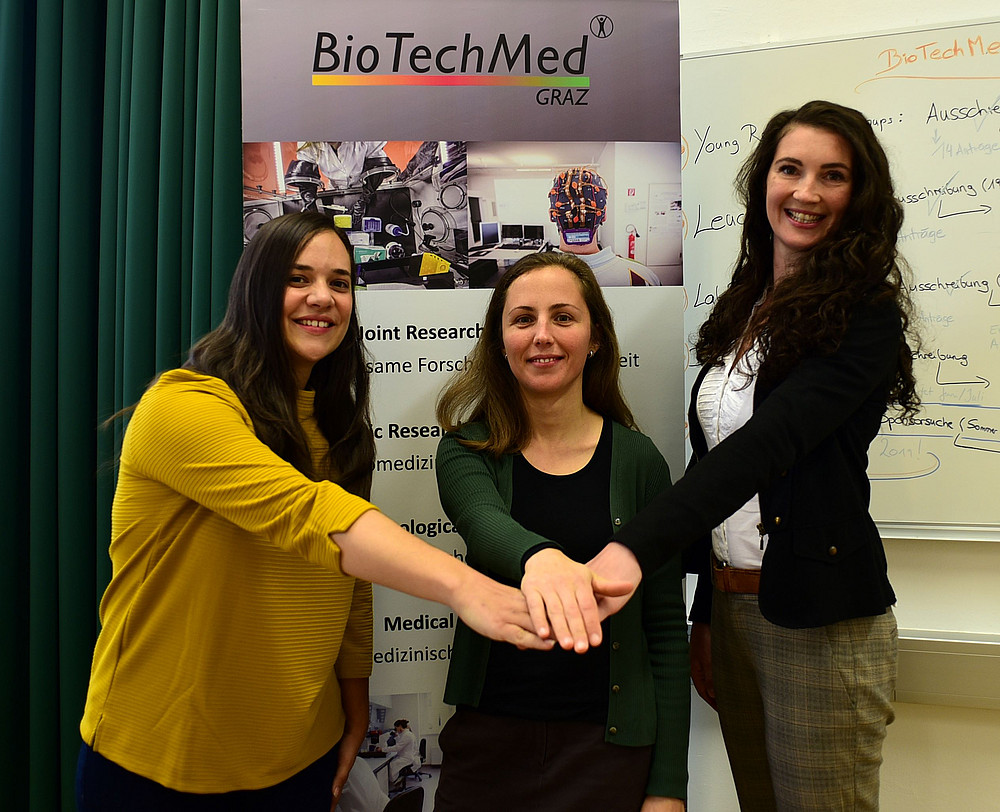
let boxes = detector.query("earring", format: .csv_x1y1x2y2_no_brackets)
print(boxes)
588,349,595,358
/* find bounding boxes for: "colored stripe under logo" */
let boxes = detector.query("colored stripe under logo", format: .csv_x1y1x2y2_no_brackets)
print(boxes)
312,75,590,87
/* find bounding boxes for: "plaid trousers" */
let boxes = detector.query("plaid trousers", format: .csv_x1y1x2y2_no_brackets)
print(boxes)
711,591,897,811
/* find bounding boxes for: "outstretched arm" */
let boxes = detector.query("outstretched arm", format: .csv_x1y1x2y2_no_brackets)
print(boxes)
613,302,903,575
333,509,554,651
127,374,550,651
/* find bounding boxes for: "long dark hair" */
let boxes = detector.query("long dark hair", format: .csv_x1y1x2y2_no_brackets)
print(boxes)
696,99,920,417
185,212,375,494
437,251,635,455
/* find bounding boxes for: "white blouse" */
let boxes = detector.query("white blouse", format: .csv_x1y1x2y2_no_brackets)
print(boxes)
695,347,767,570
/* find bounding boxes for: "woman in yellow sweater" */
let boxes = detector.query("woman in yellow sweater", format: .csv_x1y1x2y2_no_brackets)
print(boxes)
76,212,563,810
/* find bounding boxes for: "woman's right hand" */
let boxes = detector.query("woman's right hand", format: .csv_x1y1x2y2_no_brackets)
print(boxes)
689,621,717,710
586,542,643,620
522,548,633,653
334,509,554,651
452,566,557,652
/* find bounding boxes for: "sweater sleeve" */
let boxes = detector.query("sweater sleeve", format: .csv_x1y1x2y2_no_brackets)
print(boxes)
631,436,690,799
615,301,902,575
435,426,558,582
123,370,375,576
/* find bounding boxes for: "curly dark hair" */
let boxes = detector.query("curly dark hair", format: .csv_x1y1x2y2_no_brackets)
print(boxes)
695,100,920,417
185,212,375,494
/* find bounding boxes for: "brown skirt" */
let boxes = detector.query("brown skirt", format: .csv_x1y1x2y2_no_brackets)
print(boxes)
433,707,653,812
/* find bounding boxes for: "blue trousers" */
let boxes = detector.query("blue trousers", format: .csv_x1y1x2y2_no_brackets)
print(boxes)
76,740,339,811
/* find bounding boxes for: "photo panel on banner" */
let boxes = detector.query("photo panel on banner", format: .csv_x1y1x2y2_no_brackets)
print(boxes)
243,139,684,289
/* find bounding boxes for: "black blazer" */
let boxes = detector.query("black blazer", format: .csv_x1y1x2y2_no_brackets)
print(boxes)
615,299,900,628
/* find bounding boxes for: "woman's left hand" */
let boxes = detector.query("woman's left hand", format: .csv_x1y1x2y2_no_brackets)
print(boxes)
330,678,369,809
522,548,632,652
641,795,686,812
330,734,366,810
329,745,356,810
523,548,600,652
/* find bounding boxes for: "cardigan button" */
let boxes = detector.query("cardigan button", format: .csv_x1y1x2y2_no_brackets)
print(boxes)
828,545,838,556
612,641,621,651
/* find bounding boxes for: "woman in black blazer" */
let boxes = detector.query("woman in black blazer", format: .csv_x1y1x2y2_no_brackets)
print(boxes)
574,100,920,811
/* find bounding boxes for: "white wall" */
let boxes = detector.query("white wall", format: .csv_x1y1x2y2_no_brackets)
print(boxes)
678,0,994,54
493,177,558,241
677,2,1000,809
604,141,683,271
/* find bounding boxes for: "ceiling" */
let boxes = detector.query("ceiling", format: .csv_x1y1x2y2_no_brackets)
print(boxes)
467,141,608,177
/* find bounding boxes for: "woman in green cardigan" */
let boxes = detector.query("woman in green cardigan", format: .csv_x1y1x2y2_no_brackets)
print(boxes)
433,252,689,812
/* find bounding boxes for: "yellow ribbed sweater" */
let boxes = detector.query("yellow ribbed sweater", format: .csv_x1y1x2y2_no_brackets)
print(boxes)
80,369,375,792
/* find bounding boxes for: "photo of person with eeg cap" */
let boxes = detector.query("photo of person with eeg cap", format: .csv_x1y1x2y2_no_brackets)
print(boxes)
549,166,661,287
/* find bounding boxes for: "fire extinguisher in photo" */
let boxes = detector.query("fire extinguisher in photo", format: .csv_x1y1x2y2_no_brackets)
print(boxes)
626,224,639,259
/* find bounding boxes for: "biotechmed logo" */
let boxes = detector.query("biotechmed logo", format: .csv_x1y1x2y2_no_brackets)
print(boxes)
311,24,605,104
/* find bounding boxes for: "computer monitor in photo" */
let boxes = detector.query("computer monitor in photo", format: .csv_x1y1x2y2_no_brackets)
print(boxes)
479,221,500,247
522,225,544,244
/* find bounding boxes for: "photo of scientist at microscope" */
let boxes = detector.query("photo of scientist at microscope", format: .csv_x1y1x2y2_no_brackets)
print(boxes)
243,140,469,290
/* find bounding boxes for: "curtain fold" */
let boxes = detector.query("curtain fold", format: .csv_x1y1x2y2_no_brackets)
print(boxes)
0,2,35,809
2,2,242,807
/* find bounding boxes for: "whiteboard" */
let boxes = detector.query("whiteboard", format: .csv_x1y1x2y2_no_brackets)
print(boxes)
681,19,1000,539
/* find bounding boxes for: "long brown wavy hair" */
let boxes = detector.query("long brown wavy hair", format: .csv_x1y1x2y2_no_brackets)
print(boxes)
695,100,920,417
185,212,375,495
436,252,635,455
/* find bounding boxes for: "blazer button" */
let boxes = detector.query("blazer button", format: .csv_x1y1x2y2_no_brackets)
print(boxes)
612,641,621,651
612,684,621,694
609,726,618,735
828,546,838,556
614,517,622,526
773,516,782,526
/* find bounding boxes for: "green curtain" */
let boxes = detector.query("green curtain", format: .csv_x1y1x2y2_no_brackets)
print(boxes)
1,1,243,807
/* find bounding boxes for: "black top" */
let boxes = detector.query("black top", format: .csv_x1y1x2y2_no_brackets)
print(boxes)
477,419,612,721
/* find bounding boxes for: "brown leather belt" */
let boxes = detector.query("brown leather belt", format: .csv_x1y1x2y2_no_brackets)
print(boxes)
711,553,761,594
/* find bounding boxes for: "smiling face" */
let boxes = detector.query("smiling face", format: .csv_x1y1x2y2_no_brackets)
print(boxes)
766,124,854,279
281,230,354,389
501,264,596,403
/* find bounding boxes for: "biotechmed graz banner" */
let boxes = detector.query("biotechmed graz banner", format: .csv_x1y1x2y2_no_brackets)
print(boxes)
241,0,679,142
240,0,682,763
